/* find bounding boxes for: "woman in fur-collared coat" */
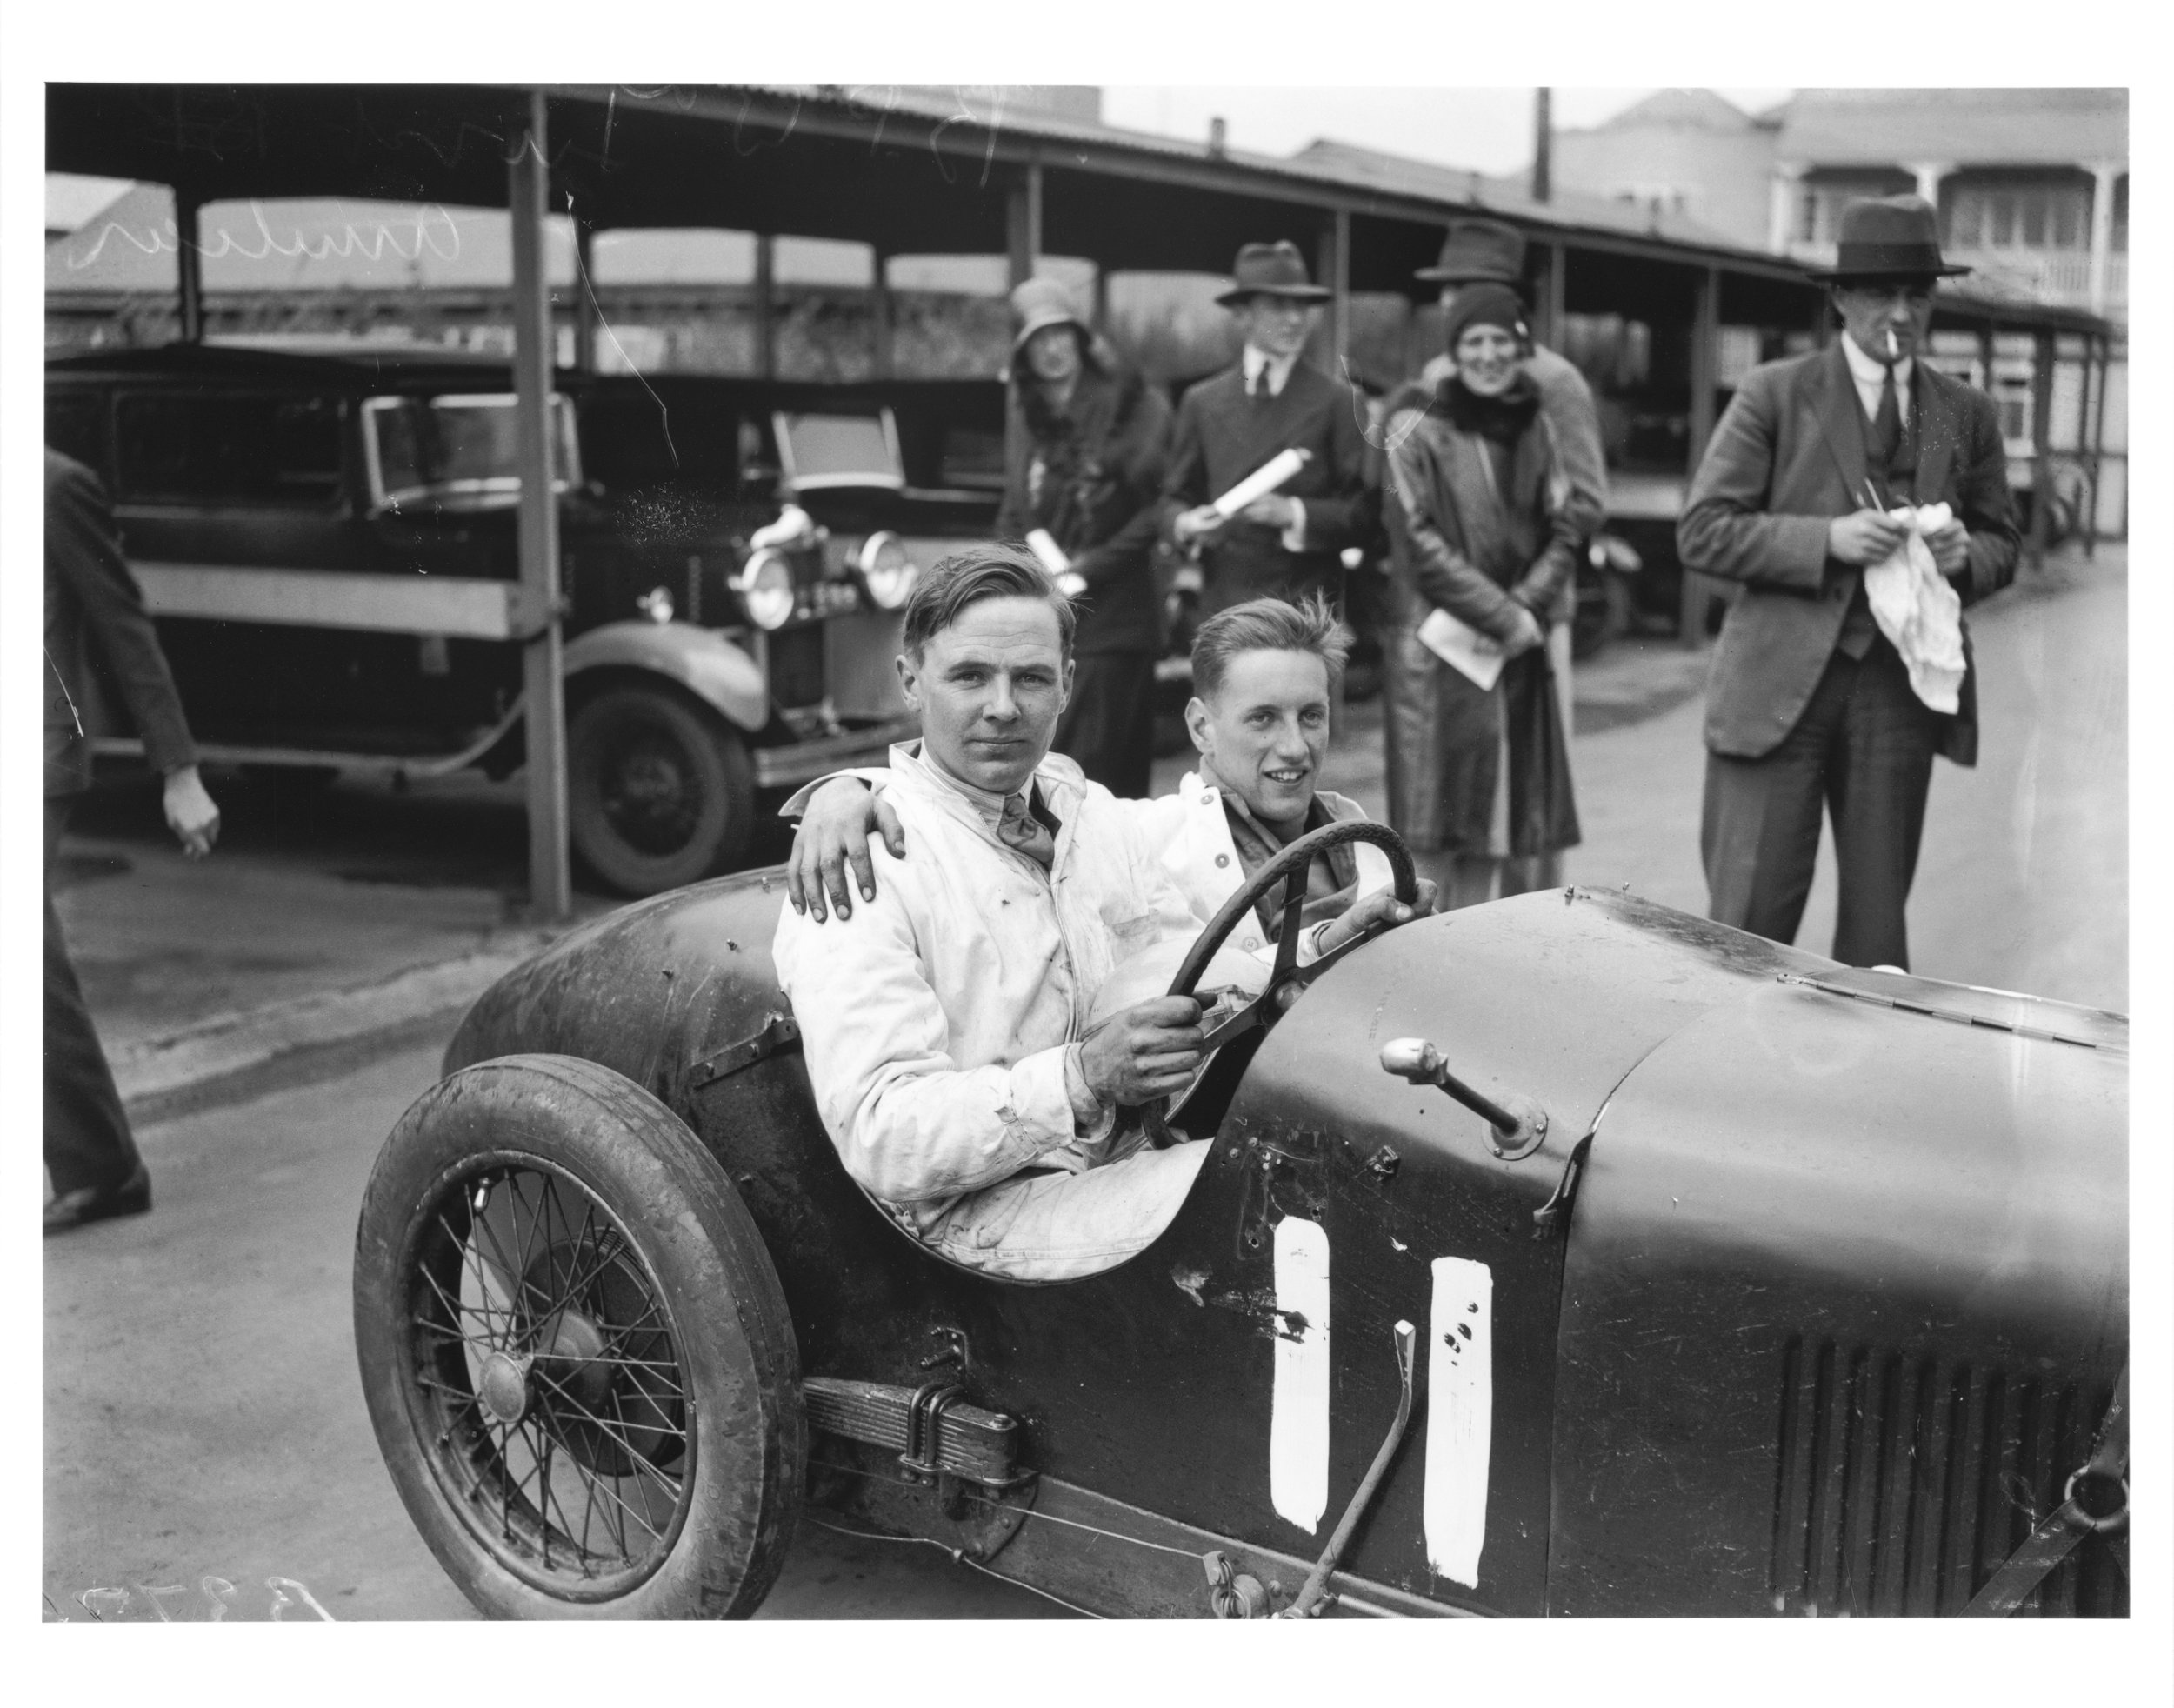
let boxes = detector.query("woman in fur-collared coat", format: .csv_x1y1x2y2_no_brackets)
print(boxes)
995,277,1172,798
1378,284,1589,909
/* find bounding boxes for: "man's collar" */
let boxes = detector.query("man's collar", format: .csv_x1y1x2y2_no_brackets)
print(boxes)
1841,330,1913,385
888,740,1081,830
1242,344,1301,395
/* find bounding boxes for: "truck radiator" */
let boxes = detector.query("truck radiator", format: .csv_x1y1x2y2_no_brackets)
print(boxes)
1768,1337,2123,1617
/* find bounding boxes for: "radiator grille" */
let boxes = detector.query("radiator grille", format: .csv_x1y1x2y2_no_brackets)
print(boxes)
1768,1337,2123,1617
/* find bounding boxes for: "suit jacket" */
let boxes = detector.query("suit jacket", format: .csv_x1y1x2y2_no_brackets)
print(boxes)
1160,357,1371,614
1678,343,2018,765
45,449,199,797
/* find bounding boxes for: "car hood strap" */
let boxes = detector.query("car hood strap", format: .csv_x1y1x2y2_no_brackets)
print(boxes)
1964,1364,2128,1617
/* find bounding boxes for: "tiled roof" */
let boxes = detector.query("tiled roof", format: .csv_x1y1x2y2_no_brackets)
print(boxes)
1777,88,2126,169
1587,88,1758,132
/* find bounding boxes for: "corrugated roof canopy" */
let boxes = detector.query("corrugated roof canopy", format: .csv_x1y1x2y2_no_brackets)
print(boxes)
44,83,2111,333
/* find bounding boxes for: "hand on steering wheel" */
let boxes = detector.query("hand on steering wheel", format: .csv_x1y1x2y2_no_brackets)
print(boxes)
1137,821,1422,1144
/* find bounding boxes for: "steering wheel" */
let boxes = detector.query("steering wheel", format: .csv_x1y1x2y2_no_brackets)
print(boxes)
1139,820,1419,1145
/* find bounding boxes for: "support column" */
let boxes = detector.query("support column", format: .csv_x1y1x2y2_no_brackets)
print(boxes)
1681,265,1721,646
571,218,598,374
1316,209,1350,373
1768,163,1804,254
1007,158,1043,287
510,90,572,922
1537,241,1567,350
871,247,893,379
752,234,776,379
2087,161,2120,316
175,188,205,343
1091,264,1110,332
2027,328,2055,566
1904,160,1952,211
2088,333,2112,553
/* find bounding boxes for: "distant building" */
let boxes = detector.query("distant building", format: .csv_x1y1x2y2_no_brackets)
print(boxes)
1550,87,2127,323
1771,88,2126,320
1551,89,1782,250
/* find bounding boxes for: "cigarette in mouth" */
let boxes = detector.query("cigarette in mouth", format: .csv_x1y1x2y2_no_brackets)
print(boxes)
1885,328,1899,359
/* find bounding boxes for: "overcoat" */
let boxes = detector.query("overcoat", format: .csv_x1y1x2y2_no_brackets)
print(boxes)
1677,342,2019,765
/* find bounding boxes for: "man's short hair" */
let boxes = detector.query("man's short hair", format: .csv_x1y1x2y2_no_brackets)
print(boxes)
1191,593,1351,703
902,543,1077,660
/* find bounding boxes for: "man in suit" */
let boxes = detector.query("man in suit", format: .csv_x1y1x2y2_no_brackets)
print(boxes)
1677,197,2019,971
1163,241,1371,616
45,447,222,1234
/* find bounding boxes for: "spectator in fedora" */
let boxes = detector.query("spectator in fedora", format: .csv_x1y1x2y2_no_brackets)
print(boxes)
997,277,1172,797
1161,240,1371,617
1678,195,2018,969
1416,218,1607,552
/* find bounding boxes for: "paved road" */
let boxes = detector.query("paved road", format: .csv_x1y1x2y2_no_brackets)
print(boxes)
44,553,2124,1619
43,1036,1052,1621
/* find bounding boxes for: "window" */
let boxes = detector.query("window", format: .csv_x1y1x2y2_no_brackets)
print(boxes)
1947,182,2094,252
116,393,343,506
363,393,580,510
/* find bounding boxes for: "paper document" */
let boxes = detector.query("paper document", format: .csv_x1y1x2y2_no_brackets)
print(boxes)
1024,528,1070,575
1417,606,1505,691
1212,448,1311,519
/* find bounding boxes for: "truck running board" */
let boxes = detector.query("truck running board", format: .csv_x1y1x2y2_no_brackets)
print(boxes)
803,1376,1023,1488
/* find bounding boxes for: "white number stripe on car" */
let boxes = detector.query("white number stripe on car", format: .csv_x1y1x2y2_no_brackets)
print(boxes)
1424,1255,1493,1588
1270,1216,1330,1534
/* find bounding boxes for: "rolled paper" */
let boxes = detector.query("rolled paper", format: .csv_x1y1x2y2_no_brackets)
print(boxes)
1211,447,1312,519
1024,528,1070,576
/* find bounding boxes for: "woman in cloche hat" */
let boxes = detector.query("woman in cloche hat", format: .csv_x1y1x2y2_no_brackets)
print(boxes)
996,276,1173,797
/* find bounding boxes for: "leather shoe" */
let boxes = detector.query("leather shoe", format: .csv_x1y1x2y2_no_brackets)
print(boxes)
43,1164,152,1236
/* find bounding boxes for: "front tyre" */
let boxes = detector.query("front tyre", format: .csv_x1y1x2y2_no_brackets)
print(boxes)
353,1054,804,1618
568,684,755,897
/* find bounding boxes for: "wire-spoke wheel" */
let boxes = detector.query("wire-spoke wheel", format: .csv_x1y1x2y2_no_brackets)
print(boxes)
356,1055,803,1618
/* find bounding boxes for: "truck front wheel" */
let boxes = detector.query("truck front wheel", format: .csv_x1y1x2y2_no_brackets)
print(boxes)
567,684,754,897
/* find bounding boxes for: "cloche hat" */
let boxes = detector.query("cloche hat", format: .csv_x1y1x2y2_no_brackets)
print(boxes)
1009,277,1091,354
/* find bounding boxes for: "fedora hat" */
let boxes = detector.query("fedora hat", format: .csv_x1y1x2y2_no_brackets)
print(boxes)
1009,276,1090,354
1804,194,1971,283
1216,240,1332,307
1416,217,1527,285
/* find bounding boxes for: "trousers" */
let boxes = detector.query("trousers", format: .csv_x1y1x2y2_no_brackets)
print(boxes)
914,1138,1212,1282
1053,650,1158,799
1701,637,1942,970
45,797,143,1196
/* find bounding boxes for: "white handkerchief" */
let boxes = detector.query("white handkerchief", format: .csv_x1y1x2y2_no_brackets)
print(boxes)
1862,502,1965,715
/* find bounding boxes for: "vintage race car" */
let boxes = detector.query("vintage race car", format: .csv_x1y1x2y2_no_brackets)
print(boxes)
352,827,2129,1619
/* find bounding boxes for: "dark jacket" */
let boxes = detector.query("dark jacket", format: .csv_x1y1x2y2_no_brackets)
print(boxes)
1159,357,1372,614
1677,343,2018,764
1378,375,1584,637
45,448,198,797
996,359,1171,656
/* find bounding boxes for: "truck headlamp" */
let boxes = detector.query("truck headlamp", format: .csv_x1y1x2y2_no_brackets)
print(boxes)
737,548,796,631
857,532,918,610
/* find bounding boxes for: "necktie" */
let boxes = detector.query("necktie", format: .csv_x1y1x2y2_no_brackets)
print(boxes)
997,790,1056,871
1868,363,1902,469
1250,364,1269,404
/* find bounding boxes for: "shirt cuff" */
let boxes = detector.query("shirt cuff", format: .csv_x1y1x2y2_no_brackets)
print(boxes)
1063,1041,1110,1138
1280,499,1308,554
